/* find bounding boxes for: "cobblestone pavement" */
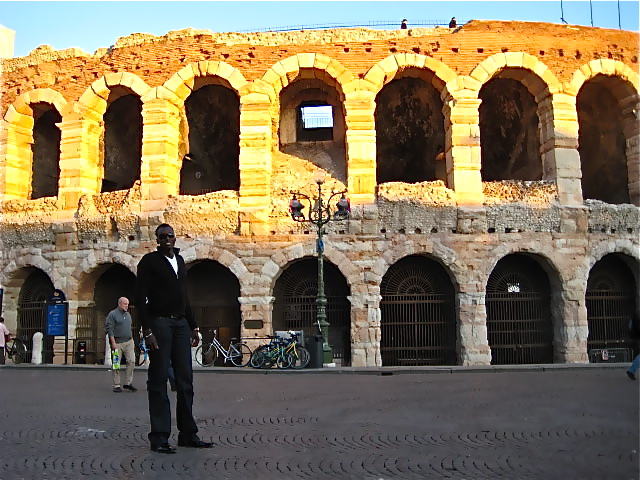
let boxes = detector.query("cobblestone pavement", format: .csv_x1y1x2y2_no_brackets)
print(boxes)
0,365,638,480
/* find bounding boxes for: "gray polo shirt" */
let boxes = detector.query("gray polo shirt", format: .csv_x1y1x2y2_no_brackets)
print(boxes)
104,307,133,343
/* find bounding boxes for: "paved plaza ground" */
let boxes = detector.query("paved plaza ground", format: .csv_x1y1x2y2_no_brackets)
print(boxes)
0,364,638,480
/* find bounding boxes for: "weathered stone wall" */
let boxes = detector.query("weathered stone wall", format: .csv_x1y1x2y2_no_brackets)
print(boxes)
0,21,638,367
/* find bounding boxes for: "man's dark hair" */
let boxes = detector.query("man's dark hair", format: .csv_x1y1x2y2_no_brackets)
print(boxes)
155,223,173,235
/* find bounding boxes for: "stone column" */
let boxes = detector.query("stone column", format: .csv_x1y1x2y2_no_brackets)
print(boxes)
541,93,583,206
140,97,181,205
238,295,274,350
348,293,382,367
344,89,376,206
458,291,491,365
447,96,483,206
58,110,102,211
239,92,273,235
0,108,34,200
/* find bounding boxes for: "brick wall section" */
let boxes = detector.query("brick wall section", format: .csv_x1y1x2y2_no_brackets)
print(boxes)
1,20,637,117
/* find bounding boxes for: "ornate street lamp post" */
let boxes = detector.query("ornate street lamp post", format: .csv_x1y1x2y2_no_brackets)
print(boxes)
289,171,350,364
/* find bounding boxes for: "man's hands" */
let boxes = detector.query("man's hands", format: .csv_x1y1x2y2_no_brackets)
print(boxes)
142,328,200,349
143,329,159,350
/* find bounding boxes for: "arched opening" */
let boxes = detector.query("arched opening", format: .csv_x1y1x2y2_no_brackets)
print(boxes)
102,88,142,192
375,74,445,184
586,254,638,362
17,268,54,363
273,257,351,365
577,75,631,204
187,260,241,365
486,254,553,364
479,76,542,181
380,255,457,366
76,264,136,364
30,102,61,199
279,73,347,184
180,80,240,195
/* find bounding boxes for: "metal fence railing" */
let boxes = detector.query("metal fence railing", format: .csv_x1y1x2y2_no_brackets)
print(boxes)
238,19,466,33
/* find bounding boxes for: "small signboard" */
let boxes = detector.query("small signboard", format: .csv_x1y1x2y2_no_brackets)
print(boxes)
46,303,67,336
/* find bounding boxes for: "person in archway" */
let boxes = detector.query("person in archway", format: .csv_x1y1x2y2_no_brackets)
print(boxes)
105,297,137,393
0,316,11,365
135,223,212,454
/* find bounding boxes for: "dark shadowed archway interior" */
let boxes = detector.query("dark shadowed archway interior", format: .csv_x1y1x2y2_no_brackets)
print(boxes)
479,77,542,181
30,103,61,199
577,76,630,204
187,260,241,365
586,254,638,361
486,254,553,365
380,255,456,366
17,269,55,363
273,258,351,365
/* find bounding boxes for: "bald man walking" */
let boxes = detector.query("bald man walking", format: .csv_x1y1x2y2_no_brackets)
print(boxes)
105,297,137,393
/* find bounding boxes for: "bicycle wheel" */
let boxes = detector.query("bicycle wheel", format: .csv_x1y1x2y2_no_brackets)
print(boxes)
276,348,291,369
13,341,27,365
288,346,310,369
249,347,266,369
195,344,217,367
229,343,252,367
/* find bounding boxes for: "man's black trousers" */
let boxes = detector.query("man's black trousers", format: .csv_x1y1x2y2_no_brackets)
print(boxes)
147,316,198,446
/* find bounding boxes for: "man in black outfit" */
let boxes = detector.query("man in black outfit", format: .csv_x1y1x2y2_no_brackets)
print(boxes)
135,223,212,453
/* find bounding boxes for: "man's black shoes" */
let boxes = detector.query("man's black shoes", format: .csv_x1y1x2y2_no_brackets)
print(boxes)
177,438,213,448
151,444,177,454
113,387,122,393
123,384,138,392
627,371,636,381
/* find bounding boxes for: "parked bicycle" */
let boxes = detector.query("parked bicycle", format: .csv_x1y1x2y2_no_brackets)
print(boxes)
195,329,252,367
5,336,28,364
250,331,310,369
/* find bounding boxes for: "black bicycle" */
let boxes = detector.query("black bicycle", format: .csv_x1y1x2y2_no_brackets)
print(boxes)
5,337,27,364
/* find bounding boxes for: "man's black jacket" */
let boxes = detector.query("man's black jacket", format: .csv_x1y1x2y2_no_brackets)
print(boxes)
135,247,196,331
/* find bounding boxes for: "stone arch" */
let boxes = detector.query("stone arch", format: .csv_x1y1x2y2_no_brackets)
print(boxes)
162,63,246,195
263,240,359,294
568,59,639,95
75,259,137,303
2,89,67,200
162,62,248,104
65,74,151,200
261,54,353,100
484,251,564,364
571,61,639,205
363,54,457,97
368,56,456,185
77,73,151,117
588,240,640,271
378,239,461,293
470,54,560,183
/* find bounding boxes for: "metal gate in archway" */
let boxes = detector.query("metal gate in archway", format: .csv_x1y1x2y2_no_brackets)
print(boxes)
486,254,553,365
17,270,55,363
380,255,457,366
586,255,637,359
273,259,351,365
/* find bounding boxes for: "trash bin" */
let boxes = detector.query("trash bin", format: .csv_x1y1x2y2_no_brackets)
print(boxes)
306,335,324,369
75,340,87,364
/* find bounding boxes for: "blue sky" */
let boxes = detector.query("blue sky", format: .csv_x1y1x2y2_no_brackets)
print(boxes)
1,1,638,58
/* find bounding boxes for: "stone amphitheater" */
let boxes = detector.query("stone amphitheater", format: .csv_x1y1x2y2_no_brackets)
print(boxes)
0,20,638,367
